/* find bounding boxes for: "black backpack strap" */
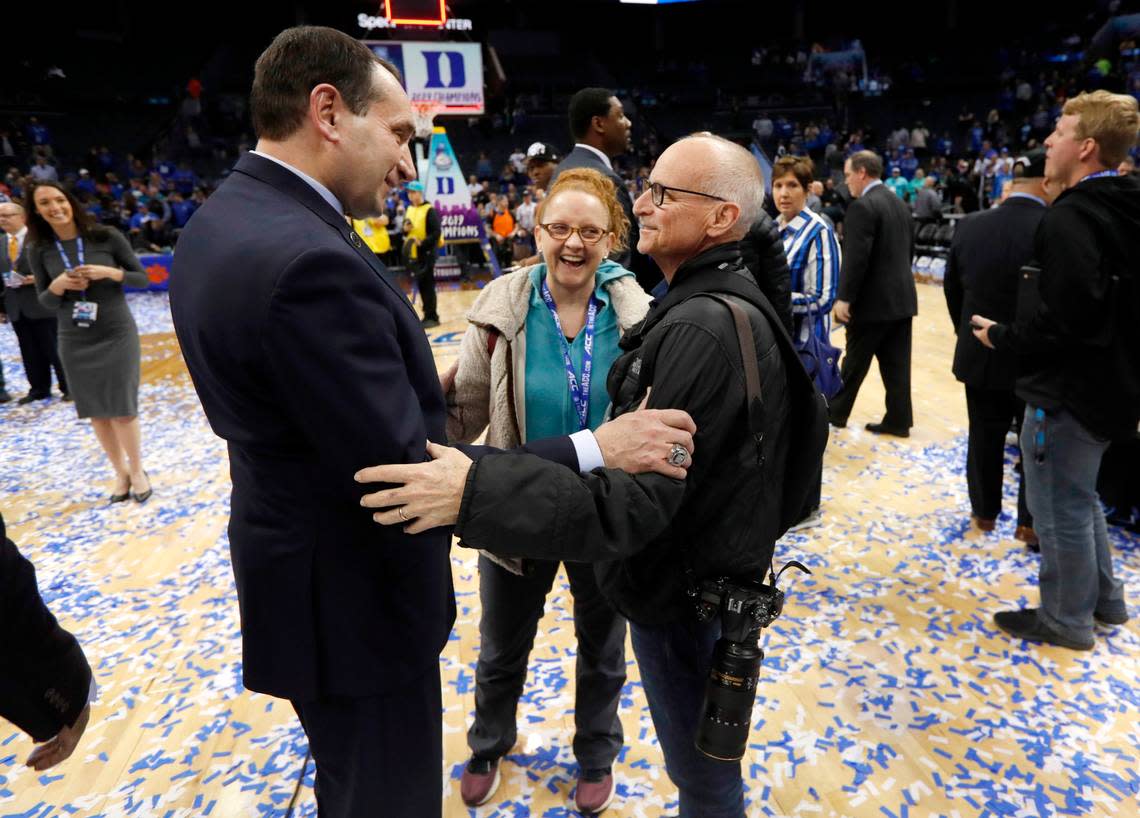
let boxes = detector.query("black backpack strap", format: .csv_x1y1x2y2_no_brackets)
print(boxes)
635,292,766,461
701,294,765,459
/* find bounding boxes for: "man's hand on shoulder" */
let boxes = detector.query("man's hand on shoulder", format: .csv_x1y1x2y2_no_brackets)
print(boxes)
356,443,473,533
593,402,696,480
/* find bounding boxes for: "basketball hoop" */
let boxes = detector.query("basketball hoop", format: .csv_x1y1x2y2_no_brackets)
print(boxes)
412,102,441,139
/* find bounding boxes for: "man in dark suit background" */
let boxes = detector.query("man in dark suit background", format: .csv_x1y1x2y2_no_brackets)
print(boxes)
554,87,661,292
1,512,93,772
945,151,1049,543
171,27,695,817
830,150,918,436
0,201,68,403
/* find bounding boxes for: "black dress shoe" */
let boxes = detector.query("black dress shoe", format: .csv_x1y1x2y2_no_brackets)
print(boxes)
1094,608,1129,626
110,475,132,504
994,608,1093,650
131,471,153,504
865,422,910,438
0,390,11,403
421,317,441,329
17,392,50,405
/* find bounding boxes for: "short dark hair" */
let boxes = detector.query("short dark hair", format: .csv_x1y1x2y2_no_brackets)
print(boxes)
848,150,884,179
250,26,401,141
568,87,616,142
771,155,814,190
24,181,109,245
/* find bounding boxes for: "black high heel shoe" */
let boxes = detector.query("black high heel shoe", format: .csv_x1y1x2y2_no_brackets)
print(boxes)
110,475,132,504
131,471,152,504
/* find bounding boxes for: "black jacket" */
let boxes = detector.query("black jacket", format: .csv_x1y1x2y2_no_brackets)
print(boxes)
739,213,794,335
1,234,54,322
0,513,92,742
945,196,1045,389
991,174,1140,440
554,146,661,292
457,244,792,624
837,183,917,323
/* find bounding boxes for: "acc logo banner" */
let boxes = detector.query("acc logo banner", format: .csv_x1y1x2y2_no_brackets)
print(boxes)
364,41,483,114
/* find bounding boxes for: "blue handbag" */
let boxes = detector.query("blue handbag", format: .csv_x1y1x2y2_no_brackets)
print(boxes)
794,303,843,399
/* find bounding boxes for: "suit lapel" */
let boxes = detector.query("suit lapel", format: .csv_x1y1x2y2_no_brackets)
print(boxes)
233,154,420,321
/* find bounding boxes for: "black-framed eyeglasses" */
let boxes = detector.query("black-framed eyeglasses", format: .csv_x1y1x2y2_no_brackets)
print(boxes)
646,181,727,207
538,222,609,244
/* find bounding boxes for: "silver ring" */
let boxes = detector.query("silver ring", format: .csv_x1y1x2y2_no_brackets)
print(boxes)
397,507,409,522
667,444,690,467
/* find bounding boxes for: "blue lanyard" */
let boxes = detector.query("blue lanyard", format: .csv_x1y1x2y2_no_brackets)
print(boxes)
54,237,84,269
54,238,86,298
540,279,599,431
1079,170,1118,184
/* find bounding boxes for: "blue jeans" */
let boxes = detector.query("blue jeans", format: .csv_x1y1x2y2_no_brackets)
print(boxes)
629,618,746,818
1021,406,1127,640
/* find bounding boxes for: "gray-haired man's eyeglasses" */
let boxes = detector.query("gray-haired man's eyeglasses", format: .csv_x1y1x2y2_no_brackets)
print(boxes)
646,181,727,207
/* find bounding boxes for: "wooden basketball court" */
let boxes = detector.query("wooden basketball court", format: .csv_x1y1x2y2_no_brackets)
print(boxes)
1,281,1137,817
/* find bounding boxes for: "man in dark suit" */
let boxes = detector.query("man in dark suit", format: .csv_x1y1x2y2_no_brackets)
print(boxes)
830,150,918,436
554,87,661,292
1,201,68,403
170,27,695,817
1,512,93,771
945,151,1049,542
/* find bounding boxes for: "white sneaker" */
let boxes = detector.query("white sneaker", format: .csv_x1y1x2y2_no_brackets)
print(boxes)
787,509,823,532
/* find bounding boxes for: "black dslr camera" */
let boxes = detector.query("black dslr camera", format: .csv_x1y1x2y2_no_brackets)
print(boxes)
692,560,810,761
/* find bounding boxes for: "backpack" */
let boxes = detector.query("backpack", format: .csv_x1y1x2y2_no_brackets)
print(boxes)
637,290,830,537
699,294,830,536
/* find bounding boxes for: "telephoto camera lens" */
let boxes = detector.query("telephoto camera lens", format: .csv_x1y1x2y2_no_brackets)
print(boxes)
694,638,764,760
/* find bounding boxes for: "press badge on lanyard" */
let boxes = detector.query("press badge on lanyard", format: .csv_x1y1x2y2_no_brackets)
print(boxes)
55,238,97,328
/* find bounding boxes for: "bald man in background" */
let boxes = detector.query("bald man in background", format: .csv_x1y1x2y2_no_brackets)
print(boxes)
0,201,68,403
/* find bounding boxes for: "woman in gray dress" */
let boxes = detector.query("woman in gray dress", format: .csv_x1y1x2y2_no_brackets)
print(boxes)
26,181,152,503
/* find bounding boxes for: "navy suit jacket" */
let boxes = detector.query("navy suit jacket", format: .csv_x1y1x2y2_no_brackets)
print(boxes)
1,238,53,322
944,196,1045,390
836,184,918,323
170,153,575,701
0,513,93,742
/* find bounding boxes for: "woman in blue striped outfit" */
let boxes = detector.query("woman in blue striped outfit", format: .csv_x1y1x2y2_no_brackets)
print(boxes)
772,155,841,530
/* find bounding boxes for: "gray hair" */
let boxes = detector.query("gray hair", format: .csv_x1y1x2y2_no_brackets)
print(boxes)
0,201,25,214
680,132,765,237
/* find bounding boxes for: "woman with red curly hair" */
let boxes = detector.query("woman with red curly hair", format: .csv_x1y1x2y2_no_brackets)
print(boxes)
444,167,650,813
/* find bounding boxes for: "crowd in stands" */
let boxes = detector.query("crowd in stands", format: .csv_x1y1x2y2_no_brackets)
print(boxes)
1,120,211,257
467,19,1140,257
3,4,1138,274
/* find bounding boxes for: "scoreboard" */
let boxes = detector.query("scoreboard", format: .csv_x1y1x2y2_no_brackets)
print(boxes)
383,0,447,26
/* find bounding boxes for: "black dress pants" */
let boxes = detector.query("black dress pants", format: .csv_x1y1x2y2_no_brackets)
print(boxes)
829,318,913,429
468,555,626,769
291,664,442,818
965,385,1032,526
415,252,438,322
12,316,67,396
